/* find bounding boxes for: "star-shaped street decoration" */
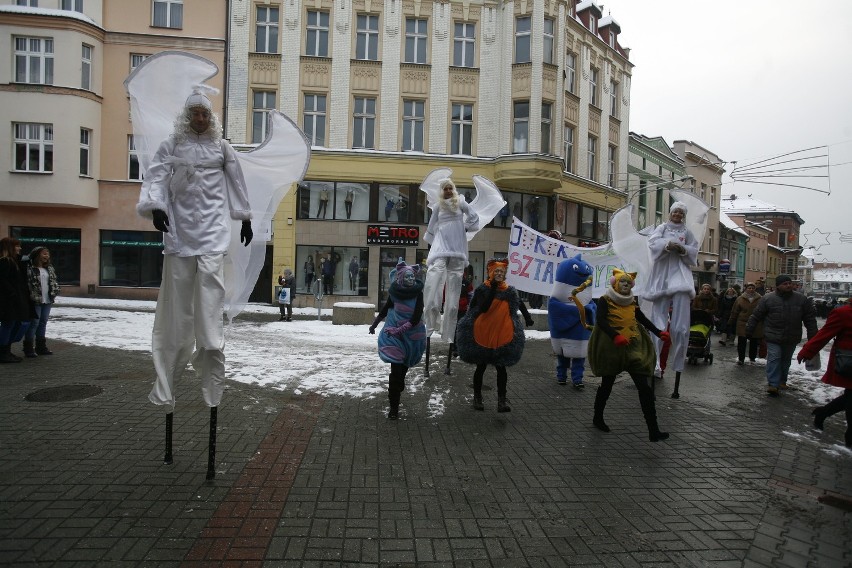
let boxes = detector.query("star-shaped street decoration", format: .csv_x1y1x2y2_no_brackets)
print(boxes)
839,232,852,244
803,228,832,250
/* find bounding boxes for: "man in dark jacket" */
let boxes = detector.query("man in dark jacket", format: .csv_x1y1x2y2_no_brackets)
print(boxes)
746,274,818,396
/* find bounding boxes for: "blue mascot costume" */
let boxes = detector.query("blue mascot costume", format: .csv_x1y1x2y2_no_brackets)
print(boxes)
548,254,596,387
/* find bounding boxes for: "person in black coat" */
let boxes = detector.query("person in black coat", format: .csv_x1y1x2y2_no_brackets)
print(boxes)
716,287,738,344
0,237,34,363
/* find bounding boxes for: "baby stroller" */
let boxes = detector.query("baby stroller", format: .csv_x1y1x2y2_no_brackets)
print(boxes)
686,309,714,365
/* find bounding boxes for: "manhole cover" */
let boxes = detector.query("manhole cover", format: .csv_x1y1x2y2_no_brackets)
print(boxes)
26,385,103,403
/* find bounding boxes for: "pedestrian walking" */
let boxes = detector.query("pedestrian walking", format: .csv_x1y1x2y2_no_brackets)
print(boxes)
0,237,33,363
729,282,763,365
797,298,852,447
746,275,817,396
716,287,737,345
278,268,295,321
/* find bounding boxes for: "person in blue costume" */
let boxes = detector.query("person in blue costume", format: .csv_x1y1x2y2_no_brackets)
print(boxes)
548,254,596,388
369,259,427,419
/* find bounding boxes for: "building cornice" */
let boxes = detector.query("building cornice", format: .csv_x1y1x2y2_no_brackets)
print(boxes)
1,11,105,42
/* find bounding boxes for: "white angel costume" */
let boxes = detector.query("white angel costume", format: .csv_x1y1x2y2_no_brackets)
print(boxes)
610,190,709,375
125,52,310,410
420,169,505,341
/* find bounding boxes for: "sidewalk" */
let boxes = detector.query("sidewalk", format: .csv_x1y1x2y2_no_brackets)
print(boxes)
1,325,851,566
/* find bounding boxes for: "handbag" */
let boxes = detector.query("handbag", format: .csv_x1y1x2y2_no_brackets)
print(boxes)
278,288,290,306
834,348,852,377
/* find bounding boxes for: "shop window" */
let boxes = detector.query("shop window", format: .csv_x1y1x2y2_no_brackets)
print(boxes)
11,226,81,286
296,245,368,297
99,230,164,287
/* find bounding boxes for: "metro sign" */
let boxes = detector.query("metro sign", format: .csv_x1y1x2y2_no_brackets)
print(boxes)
367,225,420,246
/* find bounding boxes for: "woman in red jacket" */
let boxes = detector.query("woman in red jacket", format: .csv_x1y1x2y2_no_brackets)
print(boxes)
797,298,852,447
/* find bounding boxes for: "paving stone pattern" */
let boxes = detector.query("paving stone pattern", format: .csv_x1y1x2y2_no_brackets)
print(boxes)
0,326,850,567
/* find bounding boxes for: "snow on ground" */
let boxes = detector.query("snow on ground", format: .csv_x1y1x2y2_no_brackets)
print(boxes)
49,297,841,410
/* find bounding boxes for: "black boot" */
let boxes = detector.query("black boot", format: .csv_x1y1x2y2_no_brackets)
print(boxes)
639,383,669,442
497,397,512,413
813,394,846,430
593,387,610,432
35,337,52,355
23,339,37,358
0,344,22,363
472,394,484,411
388,393,400,420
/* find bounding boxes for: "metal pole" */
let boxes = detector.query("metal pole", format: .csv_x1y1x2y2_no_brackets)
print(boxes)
163,412,173,465
671,371,681,399
206,406,217,480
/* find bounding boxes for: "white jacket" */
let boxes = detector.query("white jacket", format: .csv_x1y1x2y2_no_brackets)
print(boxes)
423,200,479,265
644,221,698,301
137,131,252,257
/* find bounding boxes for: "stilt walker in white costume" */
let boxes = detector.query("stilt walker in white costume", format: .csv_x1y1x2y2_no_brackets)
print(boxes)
126,52,310,478
609,189,709,400
419,169,505,376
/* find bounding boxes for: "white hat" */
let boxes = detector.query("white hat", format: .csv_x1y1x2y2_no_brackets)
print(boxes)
670,201,688,215
184,84,219,111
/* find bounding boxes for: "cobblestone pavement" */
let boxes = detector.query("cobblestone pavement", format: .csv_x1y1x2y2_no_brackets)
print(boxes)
1,314,851,567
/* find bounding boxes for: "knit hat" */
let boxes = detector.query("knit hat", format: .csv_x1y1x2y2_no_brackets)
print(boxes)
775,274,792,285
670,201,688,215
390,258,420,287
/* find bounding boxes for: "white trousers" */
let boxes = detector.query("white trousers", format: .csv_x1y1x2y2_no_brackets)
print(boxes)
650,292,692,373
423,257,465,341
149,254,226,410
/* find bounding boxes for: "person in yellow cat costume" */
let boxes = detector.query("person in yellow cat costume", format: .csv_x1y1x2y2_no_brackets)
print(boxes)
587,269,671,442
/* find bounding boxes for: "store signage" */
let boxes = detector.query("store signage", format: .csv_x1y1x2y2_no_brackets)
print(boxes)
367,224,420,246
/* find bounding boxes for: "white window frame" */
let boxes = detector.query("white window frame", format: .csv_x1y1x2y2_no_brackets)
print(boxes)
609,80,618,118
563,125,574,173
352,96,376,149
130,53,150,72
404,18,428,64
306,10,329,57
14,123,53,173
128,136,143,181
587,135,597,181
710,186,717,208
14,37,54,85
609,30,615,48
513,101,529,153
565,51,576,94
589,67,598,107
152,0,183,29
81,44,92,90
355,14,379,61
62,0,83,11
607,144,616,187
515,16,531,63
17,0,39,6
541,102,552,154
543,18,555,64
589,15,597,35
252,91,276,144
453,22,475,67
451,103,473,155
255,6,279,53
303,93,327,147
79,128,91,176
402,99,425,152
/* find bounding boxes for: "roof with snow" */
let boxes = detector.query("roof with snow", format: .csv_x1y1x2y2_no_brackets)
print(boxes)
720,195,805,224
719,211,749,238
0,5,99,27
813,267,852,283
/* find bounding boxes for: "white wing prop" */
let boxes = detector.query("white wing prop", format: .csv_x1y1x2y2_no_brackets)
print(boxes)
670,188,710,248
124,51,218,177
125,51,311,322
610,189,711,300
223,111,310,321
418,168,505,240
468,175,507,241
419,167,453,212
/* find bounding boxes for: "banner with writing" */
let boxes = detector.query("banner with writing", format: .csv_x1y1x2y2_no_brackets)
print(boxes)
506,218,641,298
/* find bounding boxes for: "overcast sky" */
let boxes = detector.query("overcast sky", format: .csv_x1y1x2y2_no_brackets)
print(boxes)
603,0,852,263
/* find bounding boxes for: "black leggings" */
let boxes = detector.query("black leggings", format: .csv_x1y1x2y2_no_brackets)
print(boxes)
737,336,760,361
473,364,508,398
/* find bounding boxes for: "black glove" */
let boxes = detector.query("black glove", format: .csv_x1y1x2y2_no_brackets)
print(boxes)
240,221,253,246
525,317,534,327
152,209,169,233
368,323,377,335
